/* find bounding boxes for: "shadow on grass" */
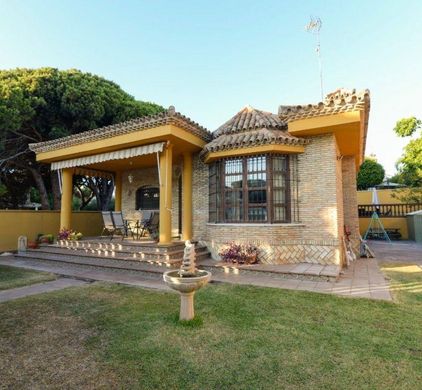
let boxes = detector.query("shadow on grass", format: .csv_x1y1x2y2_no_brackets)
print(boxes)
380,262,422,304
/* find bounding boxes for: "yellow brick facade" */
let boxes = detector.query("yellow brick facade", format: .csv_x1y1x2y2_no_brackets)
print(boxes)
119,134,360,266
194,134,358,265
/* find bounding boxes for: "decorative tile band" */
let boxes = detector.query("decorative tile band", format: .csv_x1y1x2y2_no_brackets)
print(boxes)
204,240,341,266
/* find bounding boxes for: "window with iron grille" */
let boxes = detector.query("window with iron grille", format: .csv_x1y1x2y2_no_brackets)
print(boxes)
208,154,299,223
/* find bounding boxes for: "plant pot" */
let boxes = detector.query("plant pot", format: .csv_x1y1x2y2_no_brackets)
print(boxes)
27,241,39,249
245,254,258,264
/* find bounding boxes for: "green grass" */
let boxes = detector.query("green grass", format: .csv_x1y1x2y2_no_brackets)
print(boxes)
0,265,421,389
0,264,56,290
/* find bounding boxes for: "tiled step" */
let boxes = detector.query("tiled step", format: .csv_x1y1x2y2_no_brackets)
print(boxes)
14,251,168,280
44,239,209,257
34,247,182,266
69,238,188,253
40,244,210,263
20,240,210,269
197,259,340,282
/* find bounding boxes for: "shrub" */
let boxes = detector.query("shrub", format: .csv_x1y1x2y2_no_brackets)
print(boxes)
219,242,259,264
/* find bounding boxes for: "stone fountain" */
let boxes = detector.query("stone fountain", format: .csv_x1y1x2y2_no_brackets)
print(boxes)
163,240,211,321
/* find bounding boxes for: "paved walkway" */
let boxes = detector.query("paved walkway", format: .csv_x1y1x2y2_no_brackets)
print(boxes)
211,258,391,300
0,278,89,303
0,257,391,300
369,240,422,265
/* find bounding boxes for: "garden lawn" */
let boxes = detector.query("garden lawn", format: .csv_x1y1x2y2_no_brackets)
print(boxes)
0,263,421,389
0,264,56,290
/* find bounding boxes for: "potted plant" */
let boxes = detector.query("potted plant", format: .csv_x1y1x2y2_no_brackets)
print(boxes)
27,240,39,249
38,234,54,244
58,228,83,241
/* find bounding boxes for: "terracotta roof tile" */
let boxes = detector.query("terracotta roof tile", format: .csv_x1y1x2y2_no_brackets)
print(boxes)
29,106,212,154
202,128,307,155
278,88,370,122
214,106,286,136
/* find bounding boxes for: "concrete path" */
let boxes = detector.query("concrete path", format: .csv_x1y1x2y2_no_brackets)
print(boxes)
0,278,88,303
0,256,391,300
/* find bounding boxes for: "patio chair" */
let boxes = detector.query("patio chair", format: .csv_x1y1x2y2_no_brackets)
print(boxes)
135,210,154,238
111,211,134,240
145,211,159,241
101,211,116,238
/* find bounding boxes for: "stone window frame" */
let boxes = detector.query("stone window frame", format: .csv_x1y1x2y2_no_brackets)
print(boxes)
209,154,295,224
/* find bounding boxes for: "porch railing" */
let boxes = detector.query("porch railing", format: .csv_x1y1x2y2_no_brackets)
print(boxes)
358,203,422,218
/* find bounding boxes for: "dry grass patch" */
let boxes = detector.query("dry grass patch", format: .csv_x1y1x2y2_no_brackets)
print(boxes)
1,273,422,389
0,286,120,389
0,264,56,290
380,262,422,305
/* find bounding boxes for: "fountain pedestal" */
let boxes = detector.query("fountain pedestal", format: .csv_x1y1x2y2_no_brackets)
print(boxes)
163,240,211,321
180,292,194,321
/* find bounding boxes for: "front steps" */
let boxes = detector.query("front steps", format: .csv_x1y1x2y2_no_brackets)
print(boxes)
13,239,210,281
13,239,340,283
42,239,210,267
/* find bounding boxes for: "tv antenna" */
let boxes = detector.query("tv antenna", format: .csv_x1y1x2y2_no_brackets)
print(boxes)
305,16,323,100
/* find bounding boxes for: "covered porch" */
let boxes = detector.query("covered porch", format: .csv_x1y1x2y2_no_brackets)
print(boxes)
29,107,212,245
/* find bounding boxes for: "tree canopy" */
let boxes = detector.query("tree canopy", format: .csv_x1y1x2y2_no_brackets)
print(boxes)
392,117,422,186
390,116,422,203
0,68,164,209
357,157,385,190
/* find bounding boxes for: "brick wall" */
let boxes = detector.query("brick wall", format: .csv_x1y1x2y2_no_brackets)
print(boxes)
298,134,341,243
192,154,209,240
342,156,360,253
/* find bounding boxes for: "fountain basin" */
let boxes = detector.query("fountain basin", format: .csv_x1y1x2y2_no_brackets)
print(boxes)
163,269,211,321
163,270,211,293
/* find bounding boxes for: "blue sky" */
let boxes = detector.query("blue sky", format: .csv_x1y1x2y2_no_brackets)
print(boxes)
1,0,421,175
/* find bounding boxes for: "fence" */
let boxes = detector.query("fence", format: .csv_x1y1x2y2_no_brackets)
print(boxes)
0,210,103,252
358,203,422,218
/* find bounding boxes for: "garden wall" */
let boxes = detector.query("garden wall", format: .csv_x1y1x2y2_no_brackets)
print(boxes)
0,211,102,252
359,217,408,240
357,189,411,239
357,188,409,204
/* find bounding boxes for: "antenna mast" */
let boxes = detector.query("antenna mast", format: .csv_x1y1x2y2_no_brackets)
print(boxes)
306,16,323,100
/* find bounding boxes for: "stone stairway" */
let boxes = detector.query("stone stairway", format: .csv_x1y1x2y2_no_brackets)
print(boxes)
13,239,340,283
13,239,210,281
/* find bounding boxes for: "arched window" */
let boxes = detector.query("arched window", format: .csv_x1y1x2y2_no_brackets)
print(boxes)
136,186,159,210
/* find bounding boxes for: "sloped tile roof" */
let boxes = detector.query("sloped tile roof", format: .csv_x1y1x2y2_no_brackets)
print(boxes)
29,106,212,154
278,88,370,122
214,106,286,136
203,128,307,154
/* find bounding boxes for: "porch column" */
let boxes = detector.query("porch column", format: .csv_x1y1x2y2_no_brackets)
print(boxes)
60,168,73,230
182,152,193,240
114,171,122,211
159,144,173,244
